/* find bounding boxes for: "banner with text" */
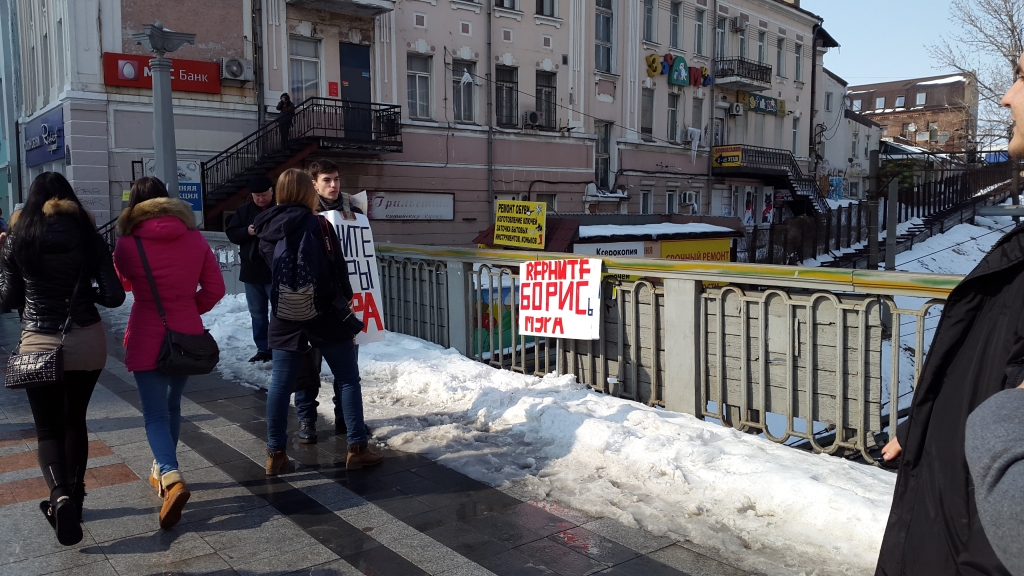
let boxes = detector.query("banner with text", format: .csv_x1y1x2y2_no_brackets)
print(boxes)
494,200,547,249
519,258,602,339
323,211,386,344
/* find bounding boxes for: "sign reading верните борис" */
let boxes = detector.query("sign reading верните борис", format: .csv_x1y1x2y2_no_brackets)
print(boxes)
518,258,602,339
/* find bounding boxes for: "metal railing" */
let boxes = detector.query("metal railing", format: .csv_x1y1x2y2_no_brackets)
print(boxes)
714,57,772,86
201,98,403,200
376,243,962,465
715,144,832,215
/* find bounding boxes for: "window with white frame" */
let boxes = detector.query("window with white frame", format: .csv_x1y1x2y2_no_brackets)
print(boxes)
791,117,800,155
692,96,704,134
852,99,862,111
495,0,516,8
738,26,747,59
289,37,320,103
643,0,655,42
536,194,557,211
536,71,557,128
668,93,680,142
641,189,653,214
536,0,555,17
757,31,766,64
495,66,518,127
596,0,613,73
825,92,833,112
895,95,906,107
775,37,785,77
670,2,681,49
916,92,926,105
794,43,802,81
715,17,727,58
641,88,654,139
666,189,679,214
452,60,476,123
694,9,706,55
407,55,432,119
875,96,885,109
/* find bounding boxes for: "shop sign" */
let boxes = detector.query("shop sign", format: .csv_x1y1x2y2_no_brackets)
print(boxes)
519,258,602,339
573,242,656,258
738,90,786,117
660,239,732,262
329,82,339,97
178,183,203,212
646,53,709,87
368,192,455,220
494,200,547,249
323,211,386,345
103,52,221,94
712,145,743,168
23,107,65,167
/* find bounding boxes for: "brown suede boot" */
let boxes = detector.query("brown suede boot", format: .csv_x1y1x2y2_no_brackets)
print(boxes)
158,470,190,530
149,461,162,496
265,448,289,476
345,443,383,470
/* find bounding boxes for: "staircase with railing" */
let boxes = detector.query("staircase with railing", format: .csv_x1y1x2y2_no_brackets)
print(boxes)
712,144,832,215
201,97,402,207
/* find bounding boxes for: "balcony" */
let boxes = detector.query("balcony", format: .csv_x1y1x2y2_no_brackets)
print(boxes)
713,57,772,92
711,144,830,214
286,0,395,17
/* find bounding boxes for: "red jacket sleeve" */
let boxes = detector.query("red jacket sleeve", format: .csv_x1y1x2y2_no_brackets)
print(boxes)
195,240,226,315
112,237,134,293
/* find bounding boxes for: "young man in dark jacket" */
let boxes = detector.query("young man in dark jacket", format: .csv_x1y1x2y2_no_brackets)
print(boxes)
225,176,275,362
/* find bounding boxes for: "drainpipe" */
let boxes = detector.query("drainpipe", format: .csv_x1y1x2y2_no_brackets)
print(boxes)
706,0,717,184
808,22,820,174
254,0,266,127
486,0,495,220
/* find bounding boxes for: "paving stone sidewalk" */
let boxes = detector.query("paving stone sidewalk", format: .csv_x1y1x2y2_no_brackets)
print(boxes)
0,313,751,576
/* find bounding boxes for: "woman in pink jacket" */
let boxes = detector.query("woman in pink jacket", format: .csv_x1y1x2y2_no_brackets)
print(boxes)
112,177,225,529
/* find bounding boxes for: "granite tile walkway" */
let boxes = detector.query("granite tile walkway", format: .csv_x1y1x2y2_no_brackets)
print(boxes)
0,313,753,576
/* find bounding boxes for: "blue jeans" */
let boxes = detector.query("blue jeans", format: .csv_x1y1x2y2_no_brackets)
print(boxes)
267,339,365,451
244,283,272,354
134,370,189,475
293,346,359,423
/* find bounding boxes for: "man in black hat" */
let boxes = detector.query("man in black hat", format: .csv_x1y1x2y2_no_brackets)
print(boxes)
226,176,275,363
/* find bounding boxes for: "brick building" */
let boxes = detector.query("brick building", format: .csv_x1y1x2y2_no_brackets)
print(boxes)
847,73,978,153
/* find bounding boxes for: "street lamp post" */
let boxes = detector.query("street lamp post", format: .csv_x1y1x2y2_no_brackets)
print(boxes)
131,21,196,198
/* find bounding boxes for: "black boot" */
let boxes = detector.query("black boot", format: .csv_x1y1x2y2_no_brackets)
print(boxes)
39,500,56,529
298,421,317,444
71,483,86,523
52,496,82,546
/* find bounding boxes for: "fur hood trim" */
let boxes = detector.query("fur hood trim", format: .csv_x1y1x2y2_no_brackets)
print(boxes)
117,197,197,236
40,198,96,225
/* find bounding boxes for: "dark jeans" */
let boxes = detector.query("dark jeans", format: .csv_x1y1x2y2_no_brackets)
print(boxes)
25,370,101,501
293,345,359,423
244,283,271,354
267,339,365,451
279,118,293,146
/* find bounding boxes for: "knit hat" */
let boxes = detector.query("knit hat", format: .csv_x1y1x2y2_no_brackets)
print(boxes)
248,176,273,193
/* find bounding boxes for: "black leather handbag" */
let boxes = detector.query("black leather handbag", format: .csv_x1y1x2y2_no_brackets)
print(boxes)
5,276,81,390
135,237,220,376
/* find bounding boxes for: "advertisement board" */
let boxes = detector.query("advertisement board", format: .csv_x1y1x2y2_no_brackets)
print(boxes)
368,192,455,220
573,242,657,258
103,52,221,94
660,238,732,262
23,107,65,167
518,258,602,339
322,211,386,345
494,200,547,249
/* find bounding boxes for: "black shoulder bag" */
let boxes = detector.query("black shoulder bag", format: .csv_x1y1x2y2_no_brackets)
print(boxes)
5,274,82,389
135,236,220,376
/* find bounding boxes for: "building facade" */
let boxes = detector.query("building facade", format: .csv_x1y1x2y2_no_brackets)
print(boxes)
848,73,978,153
0,0,838,245
816,67,879,200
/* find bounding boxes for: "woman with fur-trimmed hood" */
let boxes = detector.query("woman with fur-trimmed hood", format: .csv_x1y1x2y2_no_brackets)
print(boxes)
0,172,125,546
112,177,224,530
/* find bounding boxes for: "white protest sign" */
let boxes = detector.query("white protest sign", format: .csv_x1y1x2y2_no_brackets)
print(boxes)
322,211,386,344
518,258,602,339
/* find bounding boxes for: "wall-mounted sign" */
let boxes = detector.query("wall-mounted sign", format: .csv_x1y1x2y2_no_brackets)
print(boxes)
712,145,743,168
519,258,602,339
661,239,732,262
738,90,786,117
645,53,708,87
143,158,202,186
573,242,656,258
328,82,339,97
23,107,65,167
494,200,547,249
368,192,455,220
178,183,203,212
103,52,221,94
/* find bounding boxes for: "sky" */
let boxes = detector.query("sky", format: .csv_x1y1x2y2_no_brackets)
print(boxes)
802,0,959,87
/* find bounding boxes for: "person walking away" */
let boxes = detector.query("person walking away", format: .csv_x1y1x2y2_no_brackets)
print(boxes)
112,177,225,529
292,159,368,443
0,172,125,545
874,52,1024,576
276,93,296,147
253,168,381,474
226,176,275,363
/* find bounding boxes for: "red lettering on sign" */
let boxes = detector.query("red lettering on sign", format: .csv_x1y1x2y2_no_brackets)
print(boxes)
575,281,589,315
351,292,383,331
558,281,574,311
552,317,564,334
102,52,221,94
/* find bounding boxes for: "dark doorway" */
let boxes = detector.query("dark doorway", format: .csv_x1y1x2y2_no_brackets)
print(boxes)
340,43,372,141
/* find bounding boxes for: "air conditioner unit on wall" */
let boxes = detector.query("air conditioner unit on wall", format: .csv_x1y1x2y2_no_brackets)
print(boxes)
729,17,746,31
220,58,254,84
523,110,542,127
729,103,744,116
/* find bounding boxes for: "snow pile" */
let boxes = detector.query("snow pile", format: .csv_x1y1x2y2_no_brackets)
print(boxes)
104,293,895,575
578,223,735,239
916,75,966,85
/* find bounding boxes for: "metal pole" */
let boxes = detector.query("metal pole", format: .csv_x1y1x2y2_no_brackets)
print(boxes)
885,178,898,270
150,56,180,198
867,149,880,269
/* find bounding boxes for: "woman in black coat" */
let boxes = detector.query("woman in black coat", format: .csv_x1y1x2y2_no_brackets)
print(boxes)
875,226,1024,575
0,172,126,546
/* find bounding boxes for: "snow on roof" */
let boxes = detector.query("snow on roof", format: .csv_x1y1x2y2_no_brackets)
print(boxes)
578,223,734,239
916,75,966,86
